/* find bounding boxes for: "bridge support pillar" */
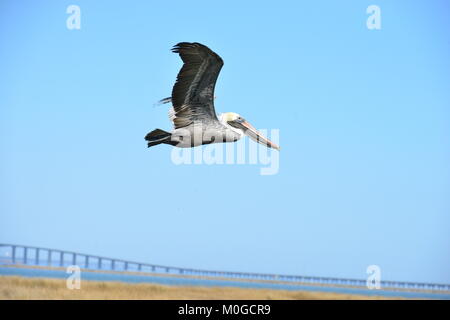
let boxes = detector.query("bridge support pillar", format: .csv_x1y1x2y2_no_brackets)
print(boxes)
98,258,102,269
85,256,89,268
47,250,52,266
24,247,28,264
72,253,76,265
111,260,115,270
11,245,16,264
59,251,64,267
35,248,40,265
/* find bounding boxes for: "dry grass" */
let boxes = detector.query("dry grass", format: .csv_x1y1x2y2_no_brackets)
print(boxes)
0,276,395,300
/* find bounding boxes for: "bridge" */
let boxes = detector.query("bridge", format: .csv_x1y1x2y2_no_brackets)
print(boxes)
1,243,449,292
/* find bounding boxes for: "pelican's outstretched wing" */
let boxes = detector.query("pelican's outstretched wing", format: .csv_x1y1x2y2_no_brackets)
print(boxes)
170,42,223,128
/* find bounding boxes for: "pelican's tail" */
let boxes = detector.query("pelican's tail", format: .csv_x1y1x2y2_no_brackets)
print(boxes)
145,129,173,147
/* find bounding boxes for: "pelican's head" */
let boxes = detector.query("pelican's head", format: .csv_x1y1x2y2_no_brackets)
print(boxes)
220,112,280,151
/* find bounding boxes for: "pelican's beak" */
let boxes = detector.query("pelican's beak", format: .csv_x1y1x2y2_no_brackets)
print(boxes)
229,119,280,151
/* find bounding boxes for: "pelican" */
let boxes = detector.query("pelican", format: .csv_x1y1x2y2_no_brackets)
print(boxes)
145,42,280,151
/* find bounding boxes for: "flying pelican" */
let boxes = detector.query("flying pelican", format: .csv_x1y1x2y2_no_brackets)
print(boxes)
145,42,280,151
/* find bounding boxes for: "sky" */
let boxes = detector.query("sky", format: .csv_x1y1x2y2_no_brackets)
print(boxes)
1,0,449,284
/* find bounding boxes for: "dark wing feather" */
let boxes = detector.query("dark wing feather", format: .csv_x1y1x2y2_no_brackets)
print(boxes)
170,42,223,128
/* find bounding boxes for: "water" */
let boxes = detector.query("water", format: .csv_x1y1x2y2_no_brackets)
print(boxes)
1,266,449,299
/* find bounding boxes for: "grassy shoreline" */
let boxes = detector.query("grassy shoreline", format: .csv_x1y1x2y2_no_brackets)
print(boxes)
0,275,398,300
0,263,442,295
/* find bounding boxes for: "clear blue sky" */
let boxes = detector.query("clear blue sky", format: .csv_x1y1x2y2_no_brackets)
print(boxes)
1,0,449,284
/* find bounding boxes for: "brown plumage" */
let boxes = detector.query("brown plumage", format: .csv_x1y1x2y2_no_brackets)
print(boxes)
170,42,223,128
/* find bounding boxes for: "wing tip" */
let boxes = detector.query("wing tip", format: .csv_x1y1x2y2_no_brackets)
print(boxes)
171,42,224,65
171,42,196,53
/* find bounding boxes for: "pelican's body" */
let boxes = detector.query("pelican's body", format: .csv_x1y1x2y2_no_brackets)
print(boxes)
145,42,279,151
169,120,241,148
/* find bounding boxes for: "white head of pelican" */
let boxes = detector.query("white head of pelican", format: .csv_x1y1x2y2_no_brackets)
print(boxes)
219,112,280,150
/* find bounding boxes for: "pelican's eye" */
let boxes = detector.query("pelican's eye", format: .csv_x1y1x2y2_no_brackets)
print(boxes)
228,117,245,130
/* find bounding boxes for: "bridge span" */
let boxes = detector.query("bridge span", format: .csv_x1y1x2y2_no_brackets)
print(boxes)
1,243,449,292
